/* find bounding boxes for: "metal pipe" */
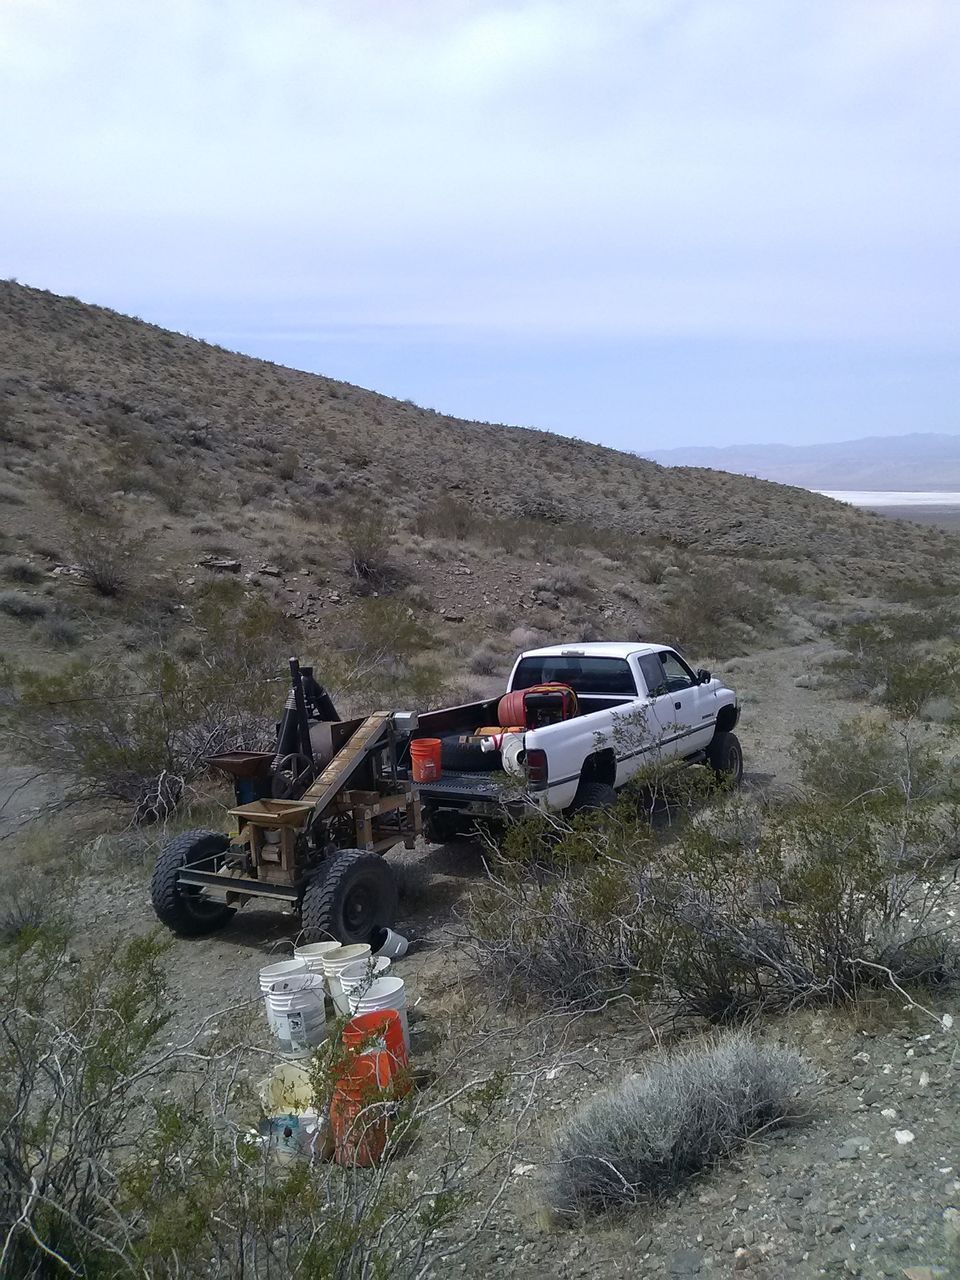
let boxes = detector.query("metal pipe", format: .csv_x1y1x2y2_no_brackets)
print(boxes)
288,657,313,760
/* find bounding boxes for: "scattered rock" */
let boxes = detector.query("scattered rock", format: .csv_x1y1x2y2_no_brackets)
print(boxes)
668,1248,703,1275
198,556,240,573
259,563,282,577
838,1137,871,1160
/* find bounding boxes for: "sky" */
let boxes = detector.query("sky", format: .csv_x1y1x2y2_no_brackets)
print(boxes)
1,0,958,450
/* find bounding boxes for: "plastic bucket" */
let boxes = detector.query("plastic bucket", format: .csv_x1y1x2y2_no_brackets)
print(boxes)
343,1009,409,1076
370,926,410,959
259,958,308,1032
331,1051,396,1167
294,941,342,988
321,943,372,1016
268,974,326,1053
339,956,391,1004
353,976,410,1053
410,738,442,782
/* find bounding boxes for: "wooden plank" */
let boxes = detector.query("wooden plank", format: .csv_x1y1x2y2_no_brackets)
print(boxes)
300,712,391,813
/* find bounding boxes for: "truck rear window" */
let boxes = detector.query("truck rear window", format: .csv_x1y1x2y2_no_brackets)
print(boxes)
512,656,637,696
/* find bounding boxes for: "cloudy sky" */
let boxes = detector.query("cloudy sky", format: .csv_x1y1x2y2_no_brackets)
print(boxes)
2,0,958,449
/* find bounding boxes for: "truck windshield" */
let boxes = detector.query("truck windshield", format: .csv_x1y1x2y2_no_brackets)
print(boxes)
511,656,637,696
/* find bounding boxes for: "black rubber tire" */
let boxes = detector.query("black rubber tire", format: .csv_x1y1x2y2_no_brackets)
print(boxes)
706,730,743,786
569,781,618,814
150,829,236,936
300,849,399,945
438,734,501,773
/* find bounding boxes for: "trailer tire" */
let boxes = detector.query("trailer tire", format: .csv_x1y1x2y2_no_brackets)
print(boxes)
706,730,743,786
439,734,501,773
150,829,236,936
569,781,618,814
301,849,398,945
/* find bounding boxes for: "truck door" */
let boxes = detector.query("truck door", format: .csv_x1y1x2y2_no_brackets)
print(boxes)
638,651,712,759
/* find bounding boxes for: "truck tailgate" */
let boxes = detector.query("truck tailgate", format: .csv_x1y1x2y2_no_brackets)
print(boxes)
415,772,508,804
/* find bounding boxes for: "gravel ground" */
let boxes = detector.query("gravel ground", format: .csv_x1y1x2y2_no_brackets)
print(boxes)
3,635,959,1278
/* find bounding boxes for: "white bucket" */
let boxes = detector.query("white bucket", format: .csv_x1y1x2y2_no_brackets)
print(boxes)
353,976,410,1053
259,958,308,1032
321,943,372,1016
339,956,391,1004
268,974,326,1053
294,941,342,989
371,927,410,960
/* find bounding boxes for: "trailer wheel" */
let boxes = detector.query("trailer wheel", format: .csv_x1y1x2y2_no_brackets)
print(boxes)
706,730,743,787
150,829,236,936
301,850,398,945
569,781,618,814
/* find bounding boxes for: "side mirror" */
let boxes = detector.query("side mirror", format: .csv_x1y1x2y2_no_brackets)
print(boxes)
697,668,711,685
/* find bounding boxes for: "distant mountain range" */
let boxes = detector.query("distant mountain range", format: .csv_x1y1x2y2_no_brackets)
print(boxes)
643,432,960,490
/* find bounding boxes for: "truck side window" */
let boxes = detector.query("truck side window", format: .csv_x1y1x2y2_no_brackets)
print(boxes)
658,650,696,692
638,654,667,697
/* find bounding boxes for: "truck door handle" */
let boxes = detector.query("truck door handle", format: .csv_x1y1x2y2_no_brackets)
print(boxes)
674,701,682,709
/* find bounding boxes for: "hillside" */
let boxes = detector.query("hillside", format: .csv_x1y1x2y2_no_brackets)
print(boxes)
2,280,960,696
644,431,960,489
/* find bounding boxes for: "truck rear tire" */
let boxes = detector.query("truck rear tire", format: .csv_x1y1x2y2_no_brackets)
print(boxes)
569,781,618,814
150,829,236,936
301,849,398,945
706,730,743,786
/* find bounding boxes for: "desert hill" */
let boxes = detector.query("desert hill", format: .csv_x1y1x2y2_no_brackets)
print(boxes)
644,432,960,490
1,280,958,689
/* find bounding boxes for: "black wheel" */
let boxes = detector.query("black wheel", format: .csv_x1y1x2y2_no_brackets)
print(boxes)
438,734,501,773
150,829,236,936
301,849,398,945
706,730,743,786
569,781,618,814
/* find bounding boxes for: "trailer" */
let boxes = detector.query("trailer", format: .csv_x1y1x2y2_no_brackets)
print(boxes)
150,659,424,945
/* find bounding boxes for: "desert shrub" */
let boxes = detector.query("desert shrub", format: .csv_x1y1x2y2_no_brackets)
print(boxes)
0,935,522,1278
1,556,43,584
549,1033,812,1215
277,445,299,479
70,518,143,597
467,720,960,1017
412,495,480,540
653,561,776,653
0,589,48,620
467,638,502,676
0,583,301,822
532,565,592,599
0,874,64,946
36,609,81,648
344,511,390,580
40,461,111,516
325,597,445,709
823,609,960,715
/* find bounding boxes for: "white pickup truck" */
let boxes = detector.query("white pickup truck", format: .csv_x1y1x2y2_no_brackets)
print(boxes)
410,641,740,837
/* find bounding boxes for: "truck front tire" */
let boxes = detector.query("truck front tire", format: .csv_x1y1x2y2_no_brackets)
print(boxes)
706,730,743,786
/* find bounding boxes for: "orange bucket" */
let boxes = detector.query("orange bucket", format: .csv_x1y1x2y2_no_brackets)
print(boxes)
342,1010,411,1095
331,1051,394,1167
409,737,442,782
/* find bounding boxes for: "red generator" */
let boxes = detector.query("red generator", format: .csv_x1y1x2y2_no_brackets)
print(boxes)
497,683,578,731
